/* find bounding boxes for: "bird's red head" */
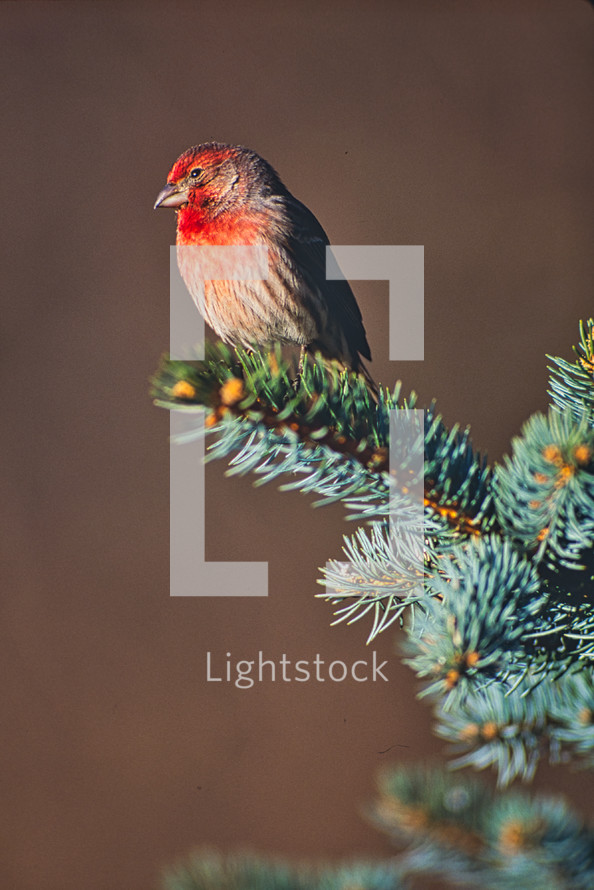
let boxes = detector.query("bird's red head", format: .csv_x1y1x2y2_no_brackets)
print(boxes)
154,142,284,225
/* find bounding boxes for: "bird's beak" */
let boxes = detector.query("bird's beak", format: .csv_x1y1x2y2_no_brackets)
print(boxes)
154,182,189,209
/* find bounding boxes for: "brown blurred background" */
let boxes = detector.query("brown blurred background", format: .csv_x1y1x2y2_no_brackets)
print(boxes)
1,2,593,888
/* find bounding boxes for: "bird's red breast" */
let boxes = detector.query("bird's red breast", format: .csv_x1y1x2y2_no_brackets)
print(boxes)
175,205,267,247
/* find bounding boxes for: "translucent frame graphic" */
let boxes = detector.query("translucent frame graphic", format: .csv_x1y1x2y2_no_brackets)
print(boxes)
326,245,424,361
170,245,269,596
169,244,424,596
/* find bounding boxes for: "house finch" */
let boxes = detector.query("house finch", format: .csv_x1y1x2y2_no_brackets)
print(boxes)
154,142,375,388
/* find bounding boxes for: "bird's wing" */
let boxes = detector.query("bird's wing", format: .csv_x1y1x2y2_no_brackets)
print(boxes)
278,195,372,362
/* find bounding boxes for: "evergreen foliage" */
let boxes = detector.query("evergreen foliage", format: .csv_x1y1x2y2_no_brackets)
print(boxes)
371,763,594,889
163,853,405,890
153,320,594,889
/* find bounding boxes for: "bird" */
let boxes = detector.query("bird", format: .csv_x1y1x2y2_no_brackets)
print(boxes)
154,142,375,390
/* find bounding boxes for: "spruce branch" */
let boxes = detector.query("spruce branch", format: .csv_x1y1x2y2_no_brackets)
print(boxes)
162,851,405,890
155,321,594,889
161,763,594,890
152,321,594,785
319,521,426,642
494,408,594,571
549,318,594,426
152,343,495,533
403,537,545,707
433,678,556,786
371,763,594,890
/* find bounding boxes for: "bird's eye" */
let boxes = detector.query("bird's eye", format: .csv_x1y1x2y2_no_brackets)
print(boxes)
190,168,203,178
